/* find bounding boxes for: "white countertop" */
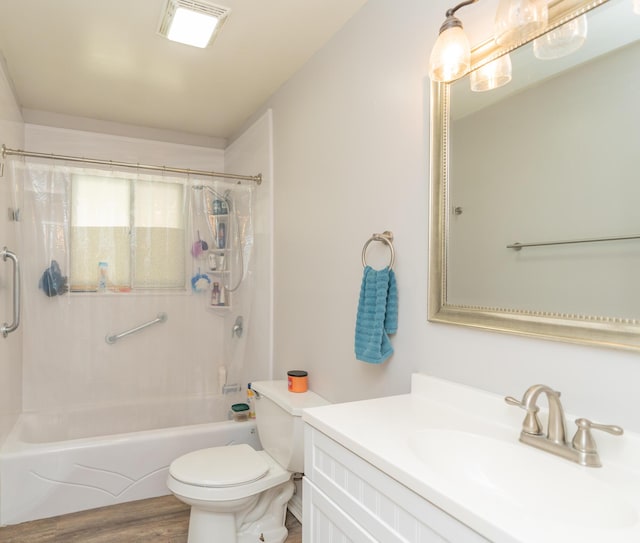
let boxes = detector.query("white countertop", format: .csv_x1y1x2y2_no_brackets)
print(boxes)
302,374,640,543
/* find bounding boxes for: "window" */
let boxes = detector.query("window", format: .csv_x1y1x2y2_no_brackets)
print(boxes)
70,174,185,291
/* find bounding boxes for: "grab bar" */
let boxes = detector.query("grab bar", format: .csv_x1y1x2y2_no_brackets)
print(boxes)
507,234,640,251
1,247,20,338
105,312,167,344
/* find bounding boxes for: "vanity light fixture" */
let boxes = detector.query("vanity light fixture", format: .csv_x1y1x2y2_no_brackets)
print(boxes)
494,0,548,47
158,0,231,48
429,0,479,82
470,53,512,91
634,0,640,15
533,14,588,59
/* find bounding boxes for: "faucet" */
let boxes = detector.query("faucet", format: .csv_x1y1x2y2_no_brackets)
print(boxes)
506,384,623,467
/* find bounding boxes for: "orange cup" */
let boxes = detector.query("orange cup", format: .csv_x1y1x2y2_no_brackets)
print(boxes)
287,370,308,393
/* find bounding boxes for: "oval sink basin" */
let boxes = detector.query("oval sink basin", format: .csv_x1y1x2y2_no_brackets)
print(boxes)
409,429,638,530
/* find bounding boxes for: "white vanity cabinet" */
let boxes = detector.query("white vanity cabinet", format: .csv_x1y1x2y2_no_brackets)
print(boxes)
303,424,488,542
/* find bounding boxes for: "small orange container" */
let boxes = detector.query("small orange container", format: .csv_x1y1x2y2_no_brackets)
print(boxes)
287,370,308,393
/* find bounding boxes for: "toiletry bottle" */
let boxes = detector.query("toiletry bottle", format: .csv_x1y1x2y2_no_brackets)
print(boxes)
219,285,226,306
97,261,108,291
247,383,255,419
218,366,227,394
211,282,220,305
218,222,226,249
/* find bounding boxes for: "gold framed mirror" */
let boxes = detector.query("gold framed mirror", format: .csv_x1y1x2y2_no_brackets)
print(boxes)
428,0,640,351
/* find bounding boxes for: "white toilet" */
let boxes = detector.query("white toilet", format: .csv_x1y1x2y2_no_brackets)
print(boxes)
167,380,328,543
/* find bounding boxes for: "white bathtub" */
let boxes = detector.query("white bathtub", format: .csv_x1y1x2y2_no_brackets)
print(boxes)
0,394,260,526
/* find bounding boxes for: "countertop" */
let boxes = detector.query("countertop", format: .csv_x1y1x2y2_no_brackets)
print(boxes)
302,374,640,543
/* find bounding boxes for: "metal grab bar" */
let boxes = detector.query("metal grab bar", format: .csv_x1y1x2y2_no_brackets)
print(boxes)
105,312,167,344
507,234,640,251
1,247,20,338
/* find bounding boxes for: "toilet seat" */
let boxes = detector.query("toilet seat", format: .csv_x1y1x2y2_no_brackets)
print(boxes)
167,448,292,502
169,444,269,487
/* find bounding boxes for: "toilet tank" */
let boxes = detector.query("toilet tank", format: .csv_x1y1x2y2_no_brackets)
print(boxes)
251,380,329,473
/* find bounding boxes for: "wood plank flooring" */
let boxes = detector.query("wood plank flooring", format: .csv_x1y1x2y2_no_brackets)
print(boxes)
0,495,302,542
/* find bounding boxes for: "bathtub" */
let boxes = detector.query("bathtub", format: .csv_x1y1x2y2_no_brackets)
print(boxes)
0,394,261,526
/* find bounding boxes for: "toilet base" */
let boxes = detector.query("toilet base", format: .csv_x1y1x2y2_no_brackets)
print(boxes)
184,480,295,543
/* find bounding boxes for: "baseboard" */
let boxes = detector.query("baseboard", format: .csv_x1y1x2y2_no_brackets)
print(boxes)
288,497,302,523
288,476,303,522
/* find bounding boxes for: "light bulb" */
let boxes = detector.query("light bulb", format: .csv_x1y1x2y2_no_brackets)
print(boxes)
533,14,587,59
429,25,472,82
470,54,512,92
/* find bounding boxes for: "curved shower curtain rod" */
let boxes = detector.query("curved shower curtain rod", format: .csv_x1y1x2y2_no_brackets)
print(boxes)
1,144,262,185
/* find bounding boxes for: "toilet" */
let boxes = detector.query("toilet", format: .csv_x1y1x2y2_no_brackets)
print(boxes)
167,380,329,543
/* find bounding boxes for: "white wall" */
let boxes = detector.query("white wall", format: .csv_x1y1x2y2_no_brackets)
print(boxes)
0,59,24,441
261,0,640,433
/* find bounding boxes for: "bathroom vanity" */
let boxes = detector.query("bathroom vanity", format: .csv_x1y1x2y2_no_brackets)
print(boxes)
302,374,640,542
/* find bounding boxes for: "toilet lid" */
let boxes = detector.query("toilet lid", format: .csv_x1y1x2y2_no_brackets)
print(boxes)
169,444,269,487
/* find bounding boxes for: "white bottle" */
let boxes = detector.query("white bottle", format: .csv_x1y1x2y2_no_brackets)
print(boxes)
218,366,227,394
97,261,108,291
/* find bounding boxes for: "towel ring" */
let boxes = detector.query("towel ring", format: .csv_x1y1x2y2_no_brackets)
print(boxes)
362,231,395,269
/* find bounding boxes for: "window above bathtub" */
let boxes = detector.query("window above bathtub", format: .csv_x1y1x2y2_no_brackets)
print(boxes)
70,174,186,292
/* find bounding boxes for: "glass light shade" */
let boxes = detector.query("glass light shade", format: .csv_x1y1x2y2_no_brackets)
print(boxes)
470,54,512,92
495,0,549,47
429,26,472,82
633,0,640,15
533,14,587,59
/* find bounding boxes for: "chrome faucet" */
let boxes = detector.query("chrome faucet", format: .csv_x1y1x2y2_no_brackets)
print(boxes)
506,384,623,467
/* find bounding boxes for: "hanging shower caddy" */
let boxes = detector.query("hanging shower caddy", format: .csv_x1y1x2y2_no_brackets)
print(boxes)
207,205,231,309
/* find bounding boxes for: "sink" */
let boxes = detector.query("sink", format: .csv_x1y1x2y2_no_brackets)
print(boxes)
409,429,638,530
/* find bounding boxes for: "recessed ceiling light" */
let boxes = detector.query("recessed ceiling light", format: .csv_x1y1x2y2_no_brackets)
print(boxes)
158,0,231,49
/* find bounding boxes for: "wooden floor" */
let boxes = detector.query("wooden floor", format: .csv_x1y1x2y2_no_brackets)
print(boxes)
0,495,302,542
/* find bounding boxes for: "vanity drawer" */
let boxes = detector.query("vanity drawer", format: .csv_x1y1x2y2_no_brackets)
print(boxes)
304,424,488,543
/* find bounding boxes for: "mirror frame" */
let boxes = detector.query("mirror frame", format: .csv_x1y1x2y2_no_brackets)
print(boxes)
427,0,640,352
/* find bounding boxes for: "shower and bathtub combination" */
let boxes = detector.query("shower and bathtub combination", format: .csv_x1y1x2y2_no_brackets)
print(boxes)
0,396,259,525
0,148,264,526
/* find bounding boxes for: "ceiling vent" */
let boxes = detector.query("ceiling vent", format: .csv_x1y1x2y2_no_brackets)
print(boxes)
158,0,231,48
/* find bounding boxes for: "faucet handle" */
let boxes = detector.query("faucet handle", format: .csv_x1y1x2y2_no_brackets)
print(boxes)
572,417,624,454
505,396,523,408
505,395,543,435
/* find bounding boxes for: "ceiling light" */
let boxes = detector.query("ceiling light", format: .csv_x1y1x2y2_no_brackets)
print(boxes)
429,0,479,83
158,0,231,49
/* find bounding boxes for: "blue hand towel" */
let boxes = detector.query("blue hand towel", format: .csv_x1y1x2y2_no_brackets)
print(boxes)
355,266,398,364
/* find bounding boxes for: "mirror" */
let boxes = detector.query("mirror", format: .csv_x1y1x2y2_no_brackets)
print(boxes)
429,0,640,351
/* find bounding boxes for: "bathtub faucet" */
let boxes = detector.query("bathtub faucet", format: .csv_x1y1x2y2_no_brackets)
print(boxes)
222,383,241,394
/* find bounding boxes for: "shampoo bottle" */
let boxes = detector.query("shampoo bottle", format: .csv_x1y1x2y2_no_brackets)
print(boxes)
247,383,256,419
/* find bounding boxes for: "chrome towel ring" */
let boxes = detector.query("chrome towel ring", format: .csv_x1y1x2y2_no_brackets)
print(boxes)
361,231,395,269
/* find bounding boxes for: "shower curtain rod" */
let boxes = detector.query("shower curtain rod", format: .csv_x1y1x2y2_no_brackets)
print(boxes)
1,145,262,185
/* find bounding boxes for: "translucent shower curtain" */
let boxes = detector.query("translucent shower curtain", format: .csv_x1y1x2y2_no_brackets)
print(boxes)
7,156,255,412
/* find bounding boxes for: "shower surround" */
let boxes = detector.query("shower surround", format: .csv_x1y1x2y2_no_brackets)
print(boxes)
0,112,274,524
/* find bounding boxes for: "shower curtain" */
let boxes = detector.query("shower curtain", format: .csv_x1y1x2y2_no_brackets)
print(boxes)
7,156,255,413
